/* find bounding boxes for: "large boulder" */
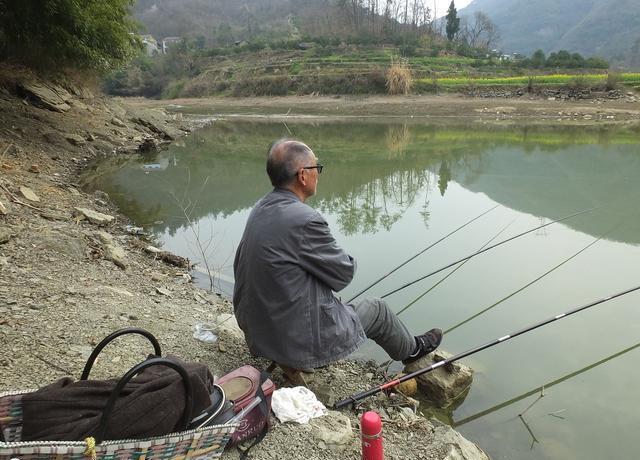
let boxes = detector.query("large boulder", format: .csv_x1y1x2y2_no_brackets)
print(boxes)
404,350,473,409
426,422,490,460
19,81,72,112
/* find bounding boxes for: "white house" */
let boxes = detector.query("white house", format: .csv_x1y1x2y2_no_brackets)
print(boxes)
162,37,183,54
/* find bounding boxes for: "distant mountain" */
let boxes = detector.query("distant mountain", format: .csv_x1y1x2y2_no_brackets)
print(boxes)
459,0,640,67
132,0,327,44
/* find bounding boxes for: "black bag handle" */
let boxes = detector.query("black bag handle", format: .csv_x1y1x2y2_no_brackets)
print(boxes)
81,328,162,380
93,357,194,444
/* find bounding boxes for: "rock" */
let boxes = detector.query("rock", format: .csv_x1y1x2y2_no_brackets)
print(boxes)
43,131,68,147
65,134,86,146
308,382,335,407
0,200,7,215
111,117,127,128
18,81,72,112
130,108,182,140
95,231,128,269
427,423,490,460
395,373,418,397
28,164,40,173
155,286,172,296
214,313,245,340
310,411,352,451
3,144,20,156
19,186,40,202
151,272,166,282
404,350,473,409
38,229,86,260
73,207,114,225
138,138,160,153
39,211,65,221
0,228,12,244
93,190,109,201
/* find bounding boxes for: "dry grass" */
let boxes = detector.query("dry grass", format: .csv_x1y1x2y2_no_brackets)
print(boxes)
386,59,413,95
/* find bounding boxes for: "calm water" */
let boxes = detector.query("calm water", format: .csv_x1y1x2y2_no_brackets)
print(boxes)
83,118,640,460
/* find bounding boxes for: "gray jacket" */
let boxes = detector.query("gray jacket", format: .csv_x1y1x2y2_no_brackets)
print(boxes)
233,188,366,369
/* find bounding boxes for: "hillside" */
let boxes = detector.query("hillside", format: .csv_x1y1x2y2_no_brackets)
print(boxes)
133,0,296,42
459,0,640,67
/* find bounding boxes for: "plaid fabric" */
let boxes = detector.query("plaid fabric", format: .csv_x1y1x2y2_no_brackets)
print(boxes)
0,390,237,460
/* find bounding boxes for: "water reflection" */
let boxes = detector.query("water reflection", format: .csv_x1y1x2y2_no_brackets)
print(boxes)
81,120,640,244
81,118,640,460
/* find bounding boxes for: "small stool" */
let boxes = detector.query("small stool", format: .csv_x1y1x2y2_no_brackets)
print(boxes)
267,361,313,386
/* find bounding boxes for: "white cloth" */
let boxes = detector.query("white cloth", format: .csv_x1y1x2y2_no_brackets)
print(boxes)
271,386,327,424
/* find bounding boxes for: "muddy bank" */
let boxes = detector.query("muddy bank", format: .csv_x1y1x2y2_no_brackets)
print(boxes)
127,93,640,126
0,79,488,459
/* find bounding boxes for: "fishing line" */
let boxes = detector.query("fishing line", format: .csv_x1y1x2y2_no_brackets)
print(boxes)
347,204,500,303
444,224,617,335
379,207,595,299
396,218,518,317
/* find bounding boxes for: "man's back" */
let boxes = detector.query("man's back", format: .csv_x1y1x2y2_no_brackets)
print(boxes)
233,188,365,369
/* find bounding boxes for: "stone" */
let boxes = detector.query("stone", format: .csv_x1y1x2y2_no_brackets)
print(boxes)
151,272,166,282
19,186,40,202
395,373,418,397
404,350,473,409
4,144,20,156
310,411,352,451
65,134,86,146
155,287,172,296
138,138,160,153
28,164,40,173
73,207,114,226
0,228,12,244
214,313,245,340
18,81,72,112
0,200,7,215
426,423,490,460
38,230,86,260
111,117,127,128
95,231,128,269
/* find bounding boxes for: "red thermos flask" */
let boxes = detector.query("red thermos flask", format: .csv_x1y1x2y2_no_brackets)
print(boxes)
361,411,384,460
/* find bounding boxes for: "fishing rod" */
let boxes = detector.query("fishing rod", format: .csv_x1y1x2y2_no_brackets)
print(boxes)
453,339,640,428
445,228,611,334
379,207,595,299
334,283,640,409
347,205,500,303
396,218,517,317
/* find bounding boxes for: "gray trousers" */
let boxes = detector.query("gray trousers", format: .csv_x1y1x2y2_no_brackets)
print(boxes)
351,298,415,361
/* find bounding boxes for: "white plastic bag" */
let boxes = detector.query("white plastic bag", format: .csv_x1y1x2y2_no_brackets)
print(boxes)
271,386,327,424
193,322,218,344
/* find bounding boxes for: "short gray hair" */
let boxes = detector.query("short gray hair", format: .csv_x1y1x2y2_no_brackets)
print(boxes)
266,138,313,187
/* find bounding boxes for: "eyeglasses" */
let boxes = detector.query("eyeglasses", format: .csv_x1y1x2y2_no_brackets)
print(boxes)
301,164,323,174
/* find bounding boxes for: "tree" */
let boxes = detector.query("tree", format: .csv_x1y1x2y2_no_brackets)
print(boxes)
462,11,499,49
531,49,546,68
0,0,139,73
445,0,460,41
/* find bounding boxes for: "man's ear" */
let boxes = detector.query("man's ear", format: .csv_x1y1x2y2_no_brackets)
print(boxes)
297,169,306,185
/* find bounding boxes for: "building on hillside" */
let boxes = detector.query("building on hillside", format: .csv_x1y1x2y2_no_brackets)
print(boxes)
162,37,183,54
140,35,159,56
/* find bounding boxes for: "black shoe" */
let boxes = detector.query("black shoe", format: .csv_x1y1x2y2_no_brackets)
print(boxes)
402,328,443,365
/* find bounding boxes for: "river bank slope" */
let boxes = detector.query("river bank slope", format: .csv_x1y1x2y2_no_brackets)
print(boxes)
0,77,489,459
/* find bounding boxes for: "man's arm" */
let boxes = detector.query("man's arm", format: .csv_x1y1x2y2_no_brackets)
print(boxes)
299,214,356,292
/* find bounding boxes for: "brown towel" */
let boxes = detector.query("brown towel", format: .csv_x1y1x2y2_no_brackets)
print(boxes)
21,355,213,442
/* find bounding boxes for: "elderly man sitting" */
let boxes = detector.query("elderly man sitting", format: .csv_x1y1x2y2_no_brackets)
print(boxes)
233,138,442,372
